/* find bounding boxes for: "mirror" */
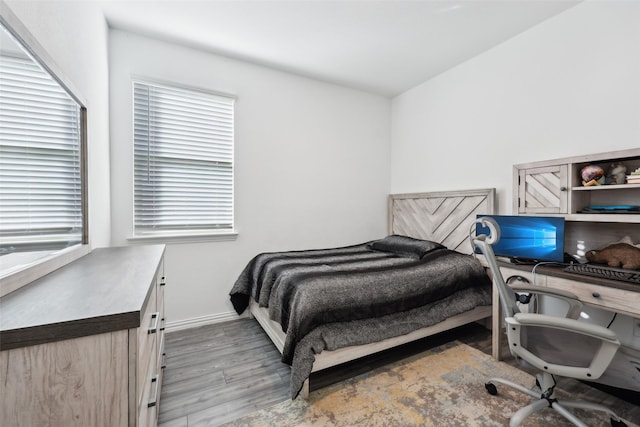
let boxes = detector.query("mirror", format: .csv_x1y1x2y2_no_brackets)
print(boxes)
0,14,87,281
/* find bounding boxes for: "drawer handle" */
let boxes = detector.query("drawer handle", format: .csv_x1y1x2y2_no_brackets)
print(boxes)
161,352,167,369
148,312,160,334
147,374,159,408
592,292,601,298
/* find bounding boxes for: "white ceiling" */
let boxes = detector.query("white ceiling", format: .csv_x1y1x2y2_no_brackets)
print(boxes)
100,0,581,97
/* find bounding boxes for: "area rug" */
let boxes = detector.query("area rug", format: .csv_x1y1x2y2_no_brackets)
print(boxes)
221,341,637,427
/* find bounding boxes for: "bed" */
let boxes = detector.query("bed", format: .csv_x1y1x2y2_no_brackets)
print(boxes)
229,188,496,398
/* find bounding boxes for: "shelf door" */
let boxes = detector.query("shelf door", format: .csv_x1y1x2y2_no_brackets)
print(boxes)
517,165,568,214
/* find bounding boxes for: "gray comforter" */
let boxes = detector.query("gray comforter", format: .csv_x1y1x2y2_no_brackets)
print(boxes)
229,235,492,397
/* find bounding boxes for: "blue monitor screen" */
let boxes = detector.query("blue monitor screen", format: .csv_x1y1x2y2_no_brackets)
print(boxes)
475,215,565,263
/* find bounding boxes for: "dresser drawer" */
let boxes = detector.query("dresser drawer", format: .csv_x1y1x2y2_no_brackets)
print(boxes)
156,262,166,412
138,337,159,427
157,265,165,346
546,275,640,318
137,282,158,407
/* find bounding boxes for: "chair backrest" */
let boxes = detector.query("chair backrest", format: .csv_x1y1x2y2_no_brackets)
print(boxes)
470,217,520,318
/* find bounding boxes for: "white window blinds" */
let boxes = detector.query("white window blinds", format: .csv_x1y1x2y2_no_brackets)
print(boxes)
0,54,83,253
133,81,234,235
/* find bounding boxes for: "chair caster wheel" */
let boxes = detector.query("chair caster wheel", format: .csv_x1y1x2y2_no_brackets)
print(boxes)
485,382,498,396
610,418,627,427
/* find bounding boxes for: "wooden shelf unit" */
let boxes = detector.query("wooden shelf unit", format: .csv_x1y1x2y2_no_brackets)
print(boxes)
514,148,640,224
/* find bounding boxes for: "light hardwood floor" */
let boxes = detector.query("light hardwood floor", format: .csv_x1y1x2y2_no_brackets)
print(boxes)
158,319,640,427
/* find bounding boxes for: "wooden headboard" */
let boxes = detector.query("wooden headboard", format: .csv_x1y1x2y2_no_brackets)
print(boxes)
389,188,496,254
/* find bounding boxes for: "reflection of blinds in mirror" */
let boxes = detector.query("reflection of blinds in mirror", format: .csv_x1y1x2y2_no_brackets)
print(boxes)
133,81,234,235
0,54,82,252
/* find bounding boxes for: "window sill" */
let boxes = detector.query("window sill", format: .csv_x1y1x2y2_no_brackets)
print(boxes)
128,230,238,245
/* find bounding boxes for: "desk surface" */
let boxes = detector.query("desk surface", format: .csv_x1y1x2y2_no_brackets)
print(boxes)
496,260,640,293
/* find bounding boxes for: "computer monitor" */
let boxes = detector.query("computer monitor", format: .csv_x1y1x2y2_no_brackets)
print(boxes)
475,214,565,263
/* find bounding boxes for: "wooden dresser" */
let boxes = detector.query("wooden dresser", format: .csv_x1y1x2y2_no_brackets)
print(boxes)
0,245,166,427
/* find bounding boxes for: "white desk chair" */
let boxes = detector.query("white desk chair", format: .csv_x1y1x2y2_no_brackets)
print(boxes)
471,216,632,427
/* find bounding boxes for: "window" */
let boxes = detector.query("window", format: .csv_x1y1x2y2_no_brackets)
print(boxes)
133,81,234,237
0,18,87,282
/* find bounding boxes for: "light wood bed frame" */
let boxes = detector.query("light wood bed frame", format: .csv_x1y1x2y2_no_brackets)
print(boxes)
250,188,496,398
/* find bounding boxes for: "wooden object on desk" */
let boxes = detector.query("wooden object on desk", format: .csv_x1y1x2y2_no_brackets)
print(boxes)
0,245,166,427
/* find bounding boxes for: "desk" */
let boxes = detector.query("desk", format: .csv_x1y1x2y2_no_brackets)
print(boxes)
491,261,640,360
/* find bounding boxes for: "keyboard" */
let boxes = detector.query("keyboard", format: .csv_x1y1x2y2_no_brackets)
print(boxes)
563,263,640,285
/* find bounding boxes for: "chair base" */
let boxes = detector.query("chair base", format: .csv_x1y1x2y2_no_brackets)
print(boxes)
485,375,629,427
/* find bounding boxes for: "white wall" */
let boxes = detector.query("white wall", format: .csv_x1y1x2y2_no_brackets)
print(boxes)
391,0,640,213
109,30,391,325
11,0,638,328
3,0,112,247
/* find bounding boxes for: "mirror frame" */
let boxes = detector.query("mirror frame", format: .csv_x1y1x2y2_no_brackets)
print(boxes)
0,1,89,296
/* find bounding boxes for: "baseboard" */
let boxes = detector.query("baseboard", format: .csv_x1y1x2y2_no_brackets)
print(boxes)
165,310,245,332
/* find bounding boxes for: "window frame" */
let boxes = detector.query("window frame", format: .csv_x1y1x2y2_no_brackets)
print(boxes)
0,7,89,297
129,78,237,244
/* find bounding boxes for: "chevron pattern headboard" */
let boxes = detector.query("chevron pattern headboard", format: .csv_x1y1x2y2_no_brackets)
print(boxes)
389,188,496,254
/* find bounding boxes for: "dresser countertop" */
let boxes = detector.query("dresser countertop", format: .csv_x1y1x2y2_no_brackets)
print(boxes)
0,245,165,350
